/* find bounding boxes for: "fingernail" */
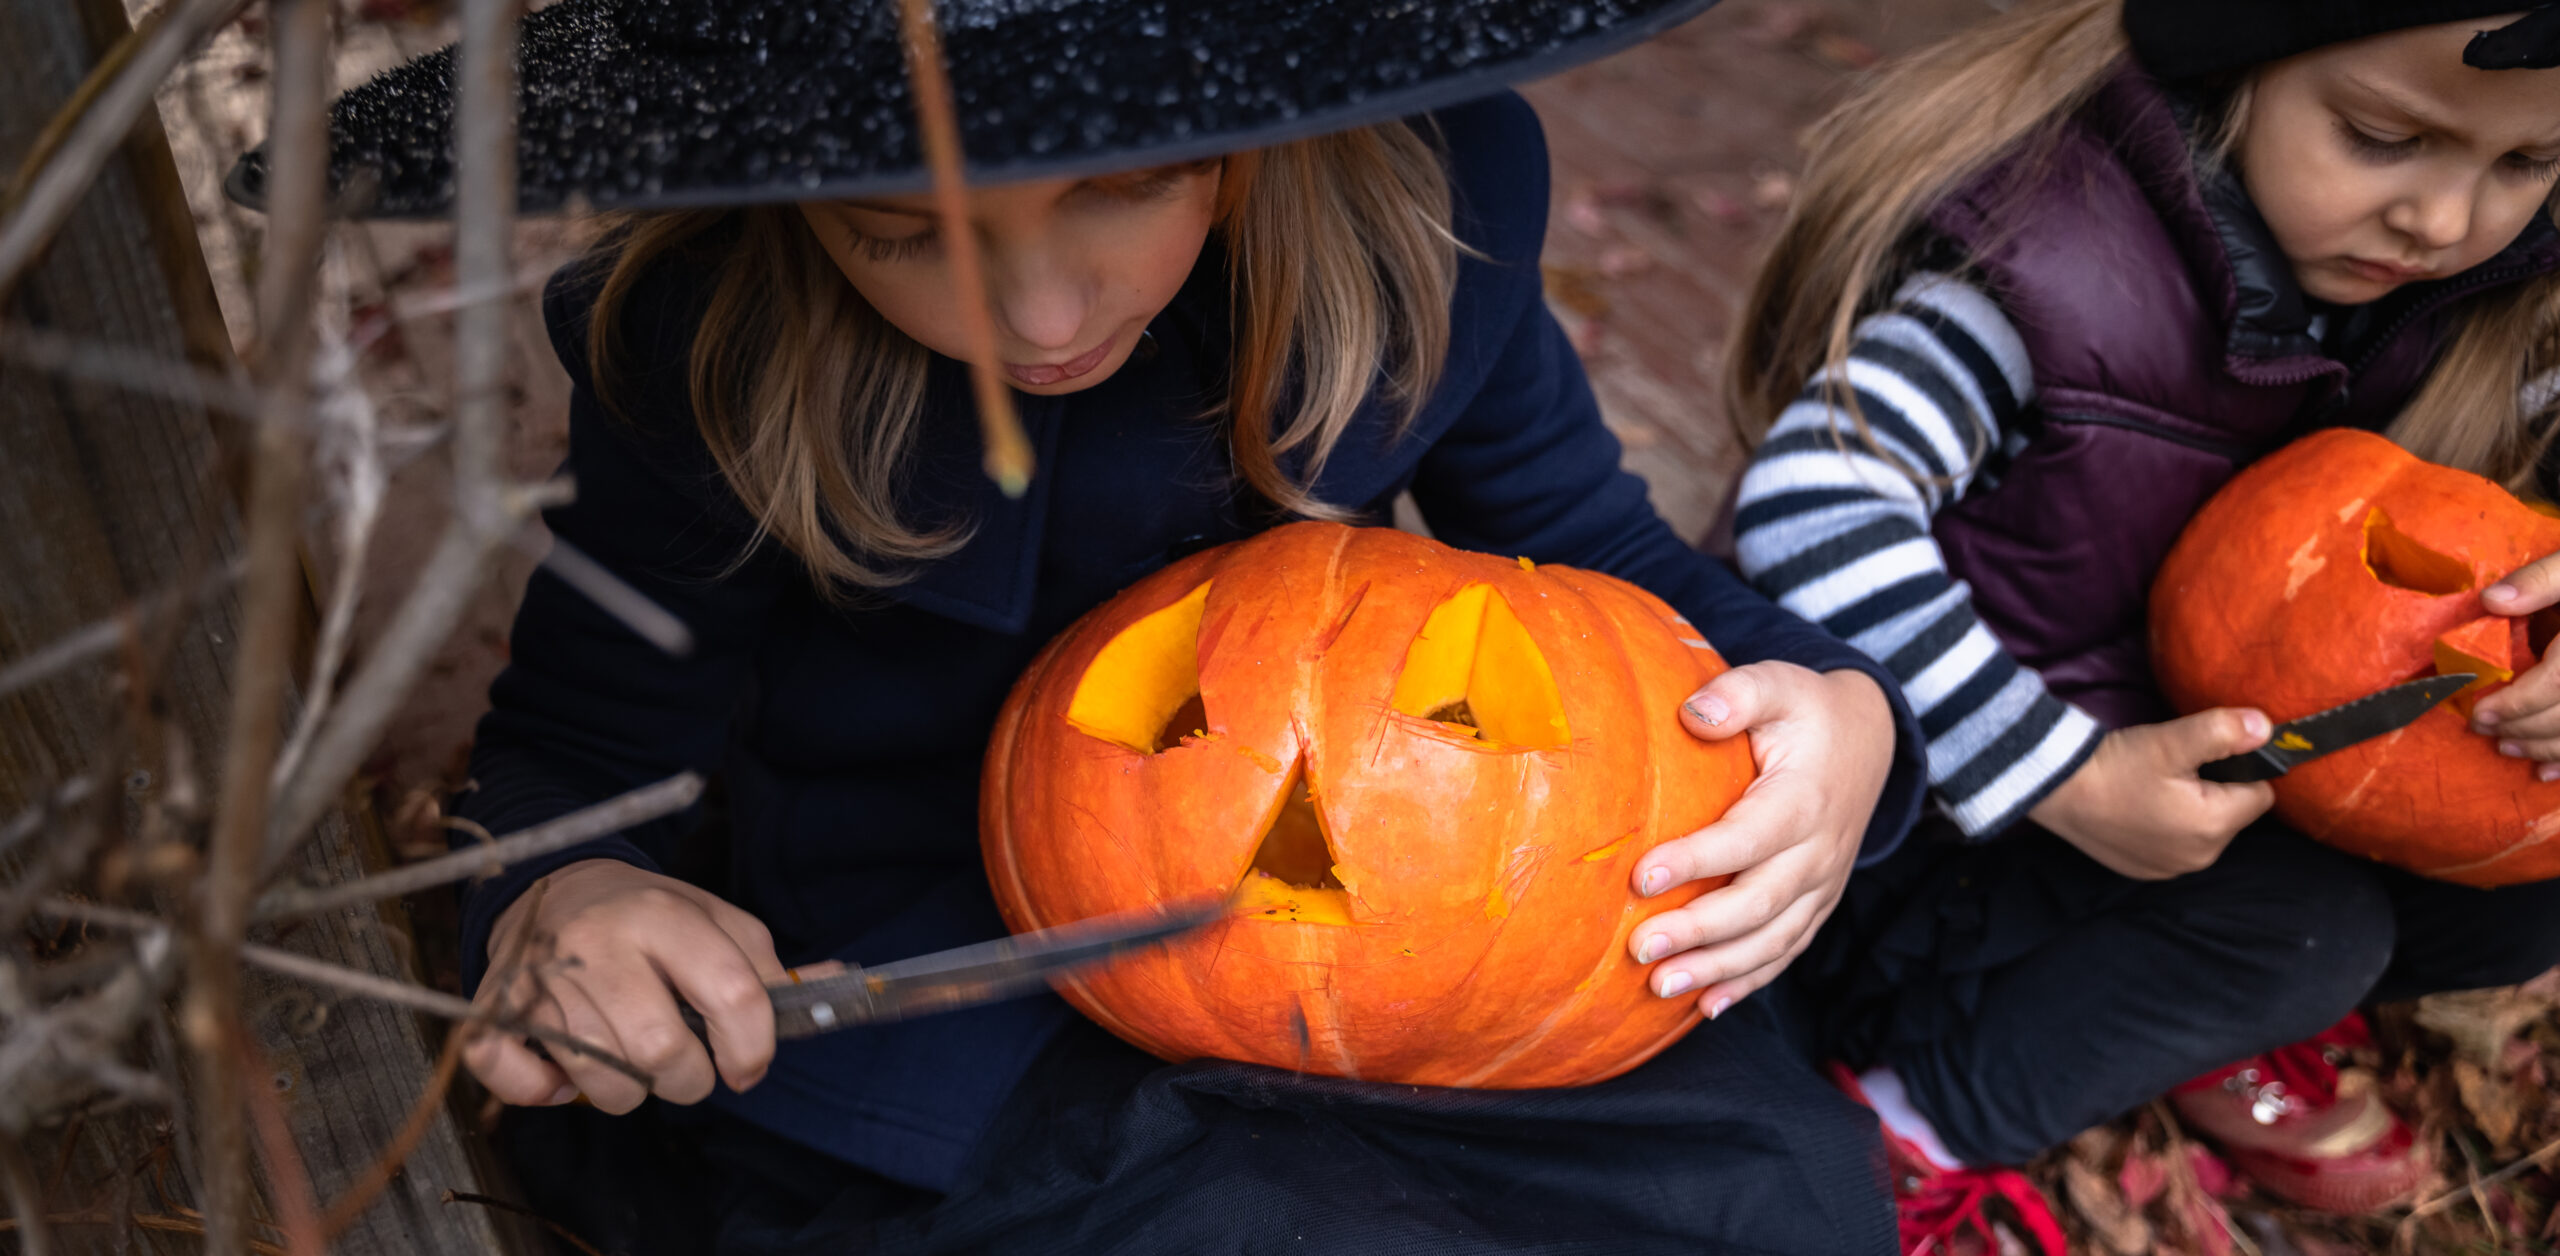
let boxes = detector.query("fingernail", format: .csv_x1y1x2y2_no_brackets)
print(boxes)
1684,696,1731,727
546,1083,579,1106
2501,741,2526,758
1639,868,1670,897
2540,763,2560,783
1658,971,1695,999
2242,710,2270,739
2490,583,2520,603
2476,710,2502,728
1636,934,1669,964
1707,997,1734,1020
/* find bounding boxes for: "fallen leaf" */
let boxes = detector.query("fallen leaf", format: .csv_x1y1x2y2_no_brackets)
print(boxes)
1542,266,1610,319
2118,1149,2168,1208
2417,984,2560,1067
2062,1157,2153,1256
2185,1143,2237,1199
2452,1055,2522,1149
1596,246,1655,278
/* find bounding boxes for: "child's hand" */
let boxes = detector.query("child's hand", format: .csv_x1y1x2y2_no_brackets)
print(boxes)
2027,709,2275,880
2471,558,2560,780
1627,662,1894,1019
463,859,788,1114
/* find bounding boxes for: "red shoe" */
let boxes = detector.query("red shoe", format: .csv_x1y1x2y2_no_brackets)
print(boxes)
2168,1013,2430,1214
1831,1064,2068,1256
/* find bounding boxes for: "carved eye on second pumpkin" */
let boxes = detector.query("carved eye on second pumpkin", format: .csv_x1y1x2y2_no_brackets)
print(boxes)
1065,581,1213,754
2362,508,2543,717
1389,583,1571,748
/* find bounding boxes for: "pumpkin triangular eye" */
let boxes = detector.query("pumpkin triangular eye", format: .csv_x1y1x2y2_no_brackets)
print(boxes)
2363,509,2473,595
1066,581,1213,754
1232,765,1354,925
1388,583,1570,748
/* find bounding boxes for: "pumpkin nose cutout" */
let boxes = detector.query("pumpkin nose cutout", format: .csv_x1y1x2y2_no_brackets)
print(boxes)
1233,765,1353,925
1389,583,1570,748
1066,581,1213,754
2363,509,2474,596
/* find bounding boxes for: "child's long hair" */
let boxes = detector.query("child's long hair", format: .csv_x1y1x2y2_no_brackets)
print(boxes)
580,123,1457,592
1727,0,2560,494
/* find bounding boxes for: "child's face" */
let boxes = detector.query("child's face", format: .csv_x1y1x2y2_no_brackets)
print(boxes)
797,161,1224,395
2239,15,2560,307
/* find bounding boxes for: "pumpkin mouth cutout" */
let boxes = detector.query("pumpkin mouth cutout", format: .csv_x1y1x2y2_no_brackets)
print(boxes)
1066,581,1213,754
1388,583,1570,748
2363,510,2474,596
1232,766,1354,925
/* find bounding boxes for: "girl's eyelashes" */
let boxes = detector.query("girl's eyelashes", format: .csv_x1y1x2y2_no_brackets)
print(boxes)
2501,151,2560,184
2333,116,2419,163
851,227,938,263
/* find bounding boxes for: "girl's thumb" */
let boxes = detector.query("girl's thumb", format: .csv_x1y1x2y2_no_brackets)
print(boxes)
2165,706,2272,769
1680,666,1769,741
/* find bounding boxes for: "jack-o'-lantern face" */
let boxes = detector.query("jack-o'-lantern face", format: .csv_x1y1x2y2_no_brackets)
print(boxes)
2153,429,2560,886
981,522,1754,1088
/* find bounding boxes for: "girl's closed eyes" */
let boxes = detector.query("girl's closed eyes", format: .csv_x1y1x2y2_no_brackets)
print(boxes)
827,161,1220,264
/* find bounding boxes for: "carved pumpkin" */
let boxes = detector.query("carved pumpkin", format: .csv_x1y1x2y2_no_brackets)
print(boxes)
980,521,1754,1087
2151,429,2560,886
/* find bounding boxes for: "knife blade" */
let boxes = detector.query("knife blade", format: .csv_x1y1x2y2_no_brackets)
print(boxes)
678,894,1228,1042
2197,672,2478,784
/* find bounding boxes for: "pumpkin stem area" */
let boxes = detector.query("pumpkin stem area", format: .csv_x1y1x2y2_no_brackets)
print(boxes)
1233,768,1354,925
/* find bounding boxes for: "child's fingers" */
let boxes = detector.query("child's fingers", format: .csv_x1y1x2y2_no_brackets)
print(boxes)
2472,655,2560,732
2148,706,2271,773
460,1022,577,1107
2491,734,2560,765
1677,663,1786,744
1643,889,1830,1010
2486,552,2560,616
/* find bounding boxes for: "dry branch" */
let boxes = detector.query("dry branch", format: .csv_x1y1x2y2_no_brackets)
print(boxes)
256,772,704,921
896,0,1035,497
0,0,253,303
0,561,247,703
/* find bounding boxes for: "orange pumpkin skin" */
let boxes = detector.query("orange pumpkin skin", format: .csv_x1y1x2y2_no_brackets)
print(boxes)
980,521,1756,1088
2150,429,2560,887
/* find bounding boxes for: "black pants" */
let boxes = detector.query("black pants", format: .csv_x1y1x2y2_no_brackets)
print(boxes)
1794,819,2560,1167
499,994,1897,1256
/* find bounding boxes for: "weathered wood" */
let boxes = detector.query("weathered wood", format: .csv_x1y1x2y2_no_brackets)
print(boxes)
0,1,536,1251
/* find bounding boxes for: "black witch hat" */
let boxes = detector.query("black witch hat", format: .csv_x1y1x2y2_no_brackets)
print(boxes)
229,0,1719,219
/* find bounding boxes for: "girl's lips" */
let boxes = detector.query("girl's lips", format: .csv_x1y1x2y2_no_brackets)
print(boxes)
1005,337,1115,387
2342,257,2429,285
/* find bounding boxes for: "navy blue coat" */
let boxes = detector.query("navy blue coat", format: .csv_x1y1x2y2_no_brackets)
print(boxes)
456,91,1924,1192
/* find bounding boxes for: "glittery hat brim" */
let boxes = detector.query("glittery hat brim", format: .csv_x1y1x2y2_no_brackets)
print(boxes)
225,0,1721,219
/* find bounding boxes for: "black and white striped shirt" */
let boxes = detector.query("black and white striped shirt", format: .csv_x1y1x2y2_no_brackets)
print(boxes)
1733,272,2103,838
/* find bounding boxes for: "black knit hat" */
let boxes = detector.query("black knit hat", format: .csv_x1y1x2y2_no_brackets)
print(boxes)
2126,1,2560,79
227,0,1718,219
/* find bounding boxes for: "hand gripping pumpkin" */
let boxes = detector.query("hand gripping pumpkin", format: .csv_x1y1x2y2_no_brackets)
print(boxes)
981,521,1755,1087
2151,429,2560,886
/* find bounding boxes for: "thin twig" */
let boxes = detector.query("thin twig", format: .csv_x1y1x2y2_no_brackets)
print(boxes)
262,0,532,869
0,323,264,418
0,561,248,703
272,316,387,788
233,1033,325,1256
896,0,1035,497
191,0,334,1248
0,1137,52,1256
36,899,652,1087
0,0,255,304
442,1191,607,1256
0,777,96,862
0,1213,288,1256
523,533,696,657
2400,1128,2560,1227
256,772,703,921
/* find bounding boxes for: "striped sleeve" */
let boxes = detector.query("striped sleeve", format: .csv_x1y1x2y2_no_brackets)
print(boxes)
1732,272,2103,839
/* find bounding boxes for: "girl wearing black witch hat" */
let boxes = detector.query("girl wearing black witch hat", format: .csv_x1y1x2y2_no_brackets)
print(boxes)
232,2,1930,1251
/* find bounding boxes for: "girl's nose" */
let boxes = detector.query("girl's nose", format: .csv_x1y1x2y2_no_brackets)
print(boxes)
2386,180,2477,254
987,252,1092,353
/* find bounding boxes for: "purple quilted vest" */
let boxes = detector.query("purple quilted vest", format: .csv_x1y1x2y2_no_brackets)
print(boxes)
1923,64,2559,729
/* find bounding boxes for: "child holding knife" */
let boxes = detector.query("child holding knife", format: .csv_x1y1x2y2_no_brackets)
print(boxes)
1727,0,2560,1247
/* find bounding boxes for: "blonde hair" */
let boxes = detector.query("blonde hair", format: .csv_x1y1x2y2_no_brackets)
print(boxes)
1727,0,2560,495
584,122,1457,592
